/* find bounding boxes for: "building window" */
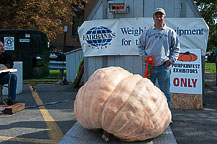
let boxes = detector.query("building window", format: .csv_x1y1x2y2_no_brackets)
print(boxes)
72,9,84,36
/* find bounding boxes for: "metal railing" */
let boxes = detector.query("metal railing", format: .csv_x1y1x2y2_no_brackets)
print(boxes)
48,60,66,78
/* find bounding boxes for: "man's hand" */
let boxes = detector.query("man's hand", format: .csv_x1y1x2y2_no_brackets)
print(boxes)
164,60,172,68
142,55,148,62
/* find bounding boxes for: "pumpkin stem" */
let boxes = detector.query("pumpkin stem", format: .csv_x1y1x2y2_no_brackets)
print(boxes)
101,130,110,142
184,51,190,55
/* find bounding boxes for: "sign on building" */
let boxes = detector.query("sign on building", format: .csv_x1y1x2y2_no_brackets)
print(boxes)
19,39,30,43
4,37,15,50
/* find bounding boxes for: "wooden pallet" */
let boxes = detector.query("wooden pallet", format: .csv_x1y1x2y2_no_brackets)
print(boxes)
3,103,25,114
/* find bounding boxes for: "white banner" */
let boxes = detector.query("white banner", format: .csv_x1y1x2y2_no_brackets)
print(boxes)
170,49,202,94
78,18,209,57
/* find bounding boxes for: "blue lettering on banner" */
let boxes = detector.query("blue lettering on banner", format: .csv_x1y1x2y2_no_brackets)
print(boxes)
120,27,146,46
174,27,204,36
120,27,147,36
119,27,204,37
121,38,131,46
83,26,116,49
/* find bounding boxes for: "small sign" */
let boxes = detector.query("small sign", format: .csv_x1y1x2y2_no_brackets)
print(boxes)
109,2,128,14
25,34,30,38
170,49,202,94
4,37,14,50
19,39,30,43
64,26,68,32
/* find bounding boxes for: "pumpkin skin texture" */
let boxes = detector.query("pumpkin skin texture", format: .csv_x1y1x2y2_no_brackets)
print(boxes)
74,67,171,142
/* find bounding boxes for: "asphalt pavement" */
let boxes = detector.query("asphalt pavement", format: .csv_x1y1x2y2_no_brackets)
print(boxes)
0,83,78,144
0,72,216,144
171,72,217,144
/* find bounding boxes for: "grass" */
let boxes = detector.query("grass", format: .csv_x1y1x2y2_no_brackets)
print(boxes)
47,70,66,78
23,63,216,83
24,70,66,83
205,63,216,74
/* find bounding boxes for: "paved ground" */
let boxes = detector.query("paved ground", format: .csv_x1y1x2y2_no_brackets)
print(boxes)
0,72,216,144
171,72,217,144
0,84,78,144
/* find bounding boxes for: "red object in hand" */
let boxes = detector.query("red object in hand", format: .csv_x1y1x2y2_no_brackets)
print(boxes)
144,56,155,79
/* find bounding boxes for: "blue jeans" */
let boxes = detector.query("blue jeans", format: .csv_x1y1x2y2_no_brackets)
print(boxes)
148,64,171,108
0,73,17,100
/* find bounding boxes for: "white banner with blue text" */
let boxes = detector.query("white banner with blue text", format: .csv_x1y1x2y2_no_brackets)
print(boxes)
78,18,209,57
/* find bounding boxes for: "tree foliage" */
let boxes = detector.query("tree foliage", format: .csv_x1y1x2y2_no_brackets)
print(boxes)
194,0,217,51
0,0,216,50
0,0,87,40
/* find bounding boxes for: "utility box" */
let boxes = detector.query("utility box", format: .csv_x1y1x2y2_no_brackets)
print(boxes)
0,29,49,79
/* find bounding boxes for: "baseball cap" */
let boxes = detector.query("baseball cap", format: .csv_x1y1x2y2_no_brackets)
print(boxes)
154,8,166,15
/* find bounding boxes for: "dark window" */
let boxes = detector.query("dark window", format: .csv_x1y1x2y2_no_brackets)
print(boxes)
31,34,41,53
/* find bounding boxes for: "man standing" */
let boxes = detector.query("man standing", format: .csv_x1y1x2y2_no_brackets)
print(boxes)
0,40,17,105
138,8,180,108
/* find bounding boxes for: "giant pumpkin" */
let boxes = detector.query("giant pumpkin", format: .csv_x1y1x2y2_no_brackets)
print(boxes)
74,67,171,142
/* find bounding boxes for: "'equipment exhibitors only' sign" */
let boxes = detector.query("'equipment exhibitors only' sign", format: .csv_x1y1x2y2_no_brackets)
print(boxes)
170,49,202,94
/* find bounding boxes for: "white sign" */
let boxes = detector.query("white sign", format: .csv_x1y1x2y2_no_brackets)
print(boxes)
64,26,68,32
78,18,209,57
4,37,15,50
19,39,30,43
170,49,202,94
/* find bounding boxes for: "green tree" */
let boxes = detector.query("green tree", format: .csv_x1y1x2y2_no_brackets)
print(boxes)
194,0,217,52
0,0,87,40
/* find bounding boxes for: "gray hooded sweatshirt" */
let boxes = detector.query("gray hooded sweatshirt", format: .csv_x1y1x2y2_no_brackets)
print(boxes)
138,25,180,66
